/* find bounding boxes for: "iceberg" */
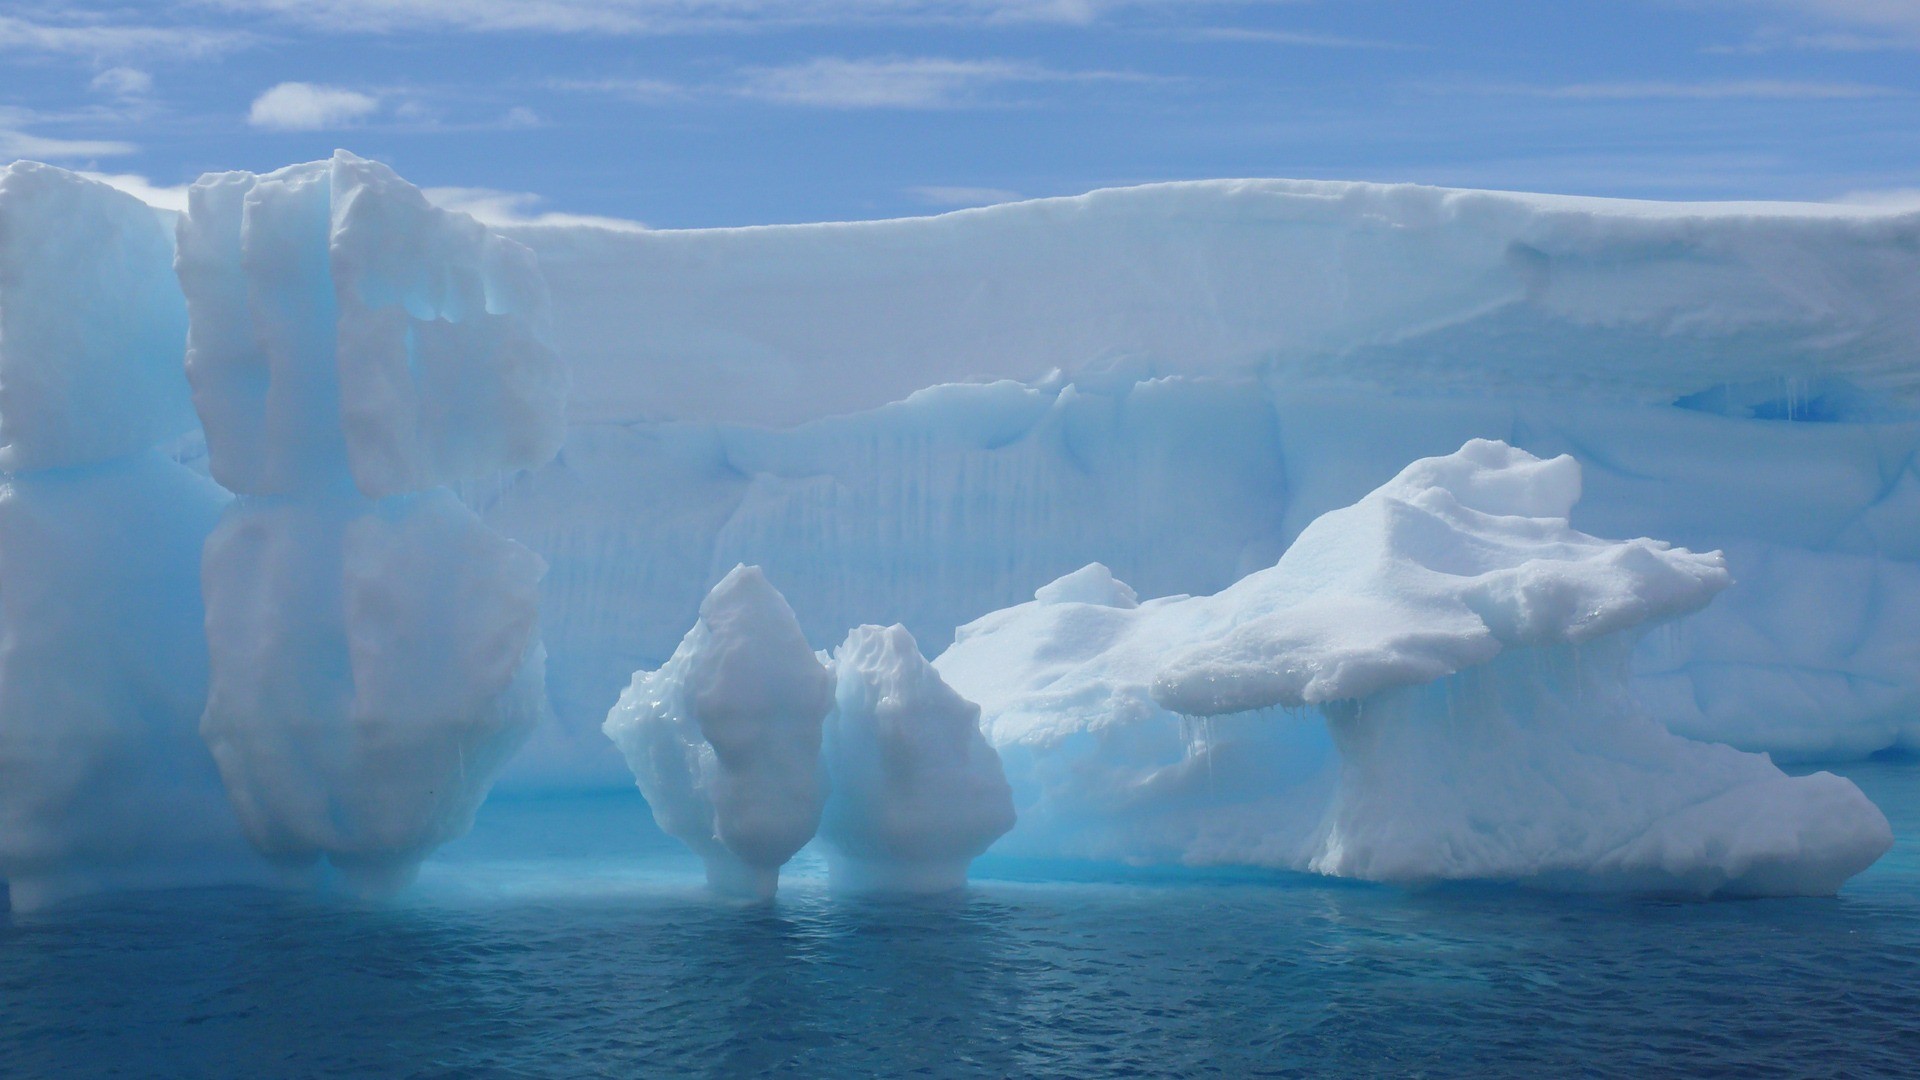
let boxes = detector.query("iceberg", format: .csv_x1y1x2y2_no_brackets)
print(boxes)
175,154,562,893
934,440,1892,896
473,182,1920,781
603,566,833,899
0,166,272,911
175,150,567,500
821,624,1014,893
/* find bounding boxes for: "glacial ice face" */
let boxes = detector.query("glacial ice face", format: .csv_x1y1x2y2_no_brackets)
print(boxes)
200,492,547,892
176,153,561,894
0,455,275,911
175,150,566,500
935,440,1893,896
821,624,1014,893
603,566,833,899
0,162,194,470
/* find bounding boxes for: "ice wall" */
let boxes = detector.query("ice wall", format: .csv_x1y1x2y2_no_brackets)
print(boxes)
473,183,1920,784
177,153,561,892
0,166,272,911
934,442,1892,896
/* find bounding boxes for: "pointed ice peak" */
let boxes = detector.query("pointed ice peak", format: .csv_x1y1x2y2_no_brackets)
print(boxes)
1035,563,1139,608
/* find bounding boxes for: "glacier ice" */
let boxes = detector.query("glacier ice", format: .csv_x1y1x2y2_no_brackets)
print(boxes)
603,566,833,899
2,154,1916,906
934,441,1892,896
175,150,566,500
175,154,561,894
199,492,547,892
0,163,195,470
821,624,1014,893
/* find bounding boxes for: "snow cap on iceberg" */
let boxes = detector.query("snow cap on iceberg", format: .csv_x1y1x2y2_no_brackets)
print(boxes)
1151,438,1731,716
174,150,567,499
936,440,1891,897
603,565,833,899
821,624,1014,893
0,162,194,471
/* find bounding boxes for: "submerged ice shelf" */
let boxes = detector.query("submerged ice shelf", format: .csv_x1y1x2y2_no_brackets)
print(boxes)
0,152,1913,907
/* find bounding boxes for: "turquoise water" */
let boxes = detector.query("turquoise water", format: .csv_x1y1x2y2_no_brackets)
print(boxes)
5,760,1919,1078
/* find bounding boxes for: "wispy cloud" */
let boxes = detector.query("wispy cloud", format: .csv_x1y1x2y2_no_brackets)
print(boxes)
0,13,250,58
908,184,1024,207
546,77,691,102
1708,1,1920,52
736,56,1154,108
1538,79,1902,100
89,67,154,98
80,170,192,212
0,129,137,160
247,82,382,130
1179,26,1414,49
192,0,1155,35
424,185,649,231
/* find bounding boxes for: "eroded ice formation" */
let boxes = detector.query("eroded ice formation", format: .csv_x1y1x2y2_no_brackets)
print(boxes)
821,625,1014,893
175,150,567,500
603,566,833,899
178,152,560,892
936,440,1892,896
0,166,269,911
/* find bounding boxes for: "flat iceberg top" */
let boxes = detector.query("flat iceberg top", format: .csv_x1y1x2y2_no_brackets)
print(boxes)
938,439,1729,744
506,177,1920,428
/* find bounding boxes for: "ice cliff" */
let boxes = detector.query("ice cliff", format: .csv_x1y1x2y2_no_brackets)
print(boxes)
936,441,1892,896
0,155,1913,904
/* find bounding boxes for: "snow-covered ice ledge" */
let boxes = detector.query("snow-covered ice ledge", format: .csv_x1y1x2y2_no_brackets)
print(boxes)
936,441,1893,897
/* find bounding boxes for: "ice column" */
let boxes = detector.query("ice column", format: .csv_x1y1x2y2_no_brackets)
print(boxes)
821,624,1014,892
0,163,268,911
604,566,833,899
177,151,565,893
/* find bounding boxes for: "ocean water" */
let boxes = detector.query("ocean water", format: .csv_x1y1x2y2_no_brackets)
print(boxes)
5,760,1919,1079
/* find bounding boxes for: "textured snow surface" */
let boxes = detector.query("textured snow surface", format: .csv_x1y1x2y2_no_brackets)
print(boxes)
176,150,566,500
822,624,1014,893
603,566,833,899
506,178,1920,427
935,441,1892,896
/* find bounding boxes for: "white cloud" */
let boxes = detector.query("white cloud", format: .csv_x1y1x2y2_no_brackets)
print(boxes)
1710,1,1920,51
424,186,649,231
192,0,1163,34
1180,26,1413,49
1540,79,1901,100
737,56,1148,108
0,13,250,57
500,105,543,127
79,171,192,212
247,82,381,130
90,67,154,98
1830,186,1920,208
0,129,137,160
909,185,1024,207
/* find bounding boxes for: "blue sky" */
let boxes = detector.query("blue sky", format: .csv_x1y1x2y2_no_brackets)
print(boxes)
3,1,1919,227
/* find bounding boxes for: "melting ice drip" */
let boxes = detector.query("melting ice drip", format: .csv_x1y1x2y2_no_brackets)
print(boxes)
937,440,1893,896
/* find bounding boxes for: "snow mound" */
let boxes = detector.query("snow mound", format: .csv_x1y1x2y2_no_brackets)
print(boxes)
175,150,566,500
199,492,547,893
0,162,194,470
603,566,833,899
821,624,1014,893
1151,438,1730,716
936,440,1892,897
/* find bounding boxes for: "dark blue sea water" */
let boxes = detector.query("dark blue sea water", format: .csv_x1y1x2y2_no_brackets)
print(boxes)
5,760,1919,1079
